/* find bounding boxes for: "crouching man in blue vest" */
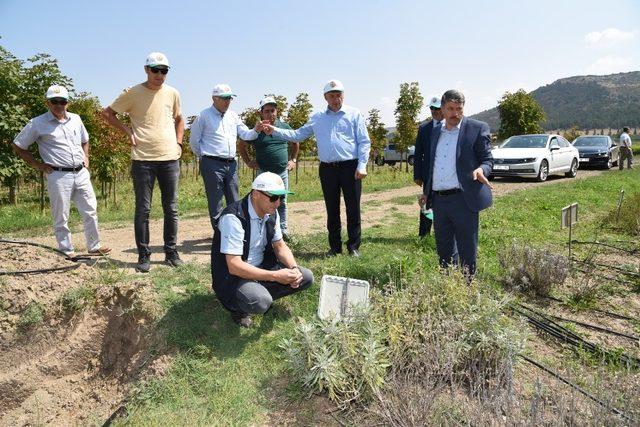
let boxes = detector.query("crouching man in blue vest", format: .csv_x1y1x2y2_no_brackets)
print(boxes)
211,172,314,327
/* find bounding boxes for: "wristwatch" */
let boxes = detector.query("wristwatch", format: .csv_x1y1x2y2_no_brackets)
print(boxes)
291,159,297,163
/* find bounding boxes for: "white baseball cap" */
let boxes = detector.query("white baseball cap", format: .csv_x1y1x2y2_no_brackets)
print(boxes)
259,96,277,109
145,52,170,68
46,85,69,100
428,96,441,109
212,83,236,98
323,79,344,94
252,172,294,196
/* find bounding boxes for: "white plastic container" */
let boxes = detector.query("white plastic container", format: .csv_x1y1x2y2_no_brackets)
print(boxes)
317,275,370,321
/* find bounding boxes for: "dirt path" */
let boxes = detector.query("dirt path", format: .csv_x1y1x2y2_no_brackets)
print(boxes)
32,168,609,268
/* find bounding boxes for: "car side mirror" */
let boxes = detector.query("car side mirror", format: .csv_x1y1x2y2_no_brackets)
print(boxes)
550,146,560,151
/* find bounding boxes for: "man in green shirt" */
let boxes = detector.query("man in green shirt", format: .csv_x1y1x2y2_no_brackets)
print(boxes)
239,97,299,240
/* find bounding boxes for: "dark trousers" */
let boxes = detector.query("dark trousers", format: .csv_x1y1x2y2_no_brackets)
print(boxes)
319,160,361,253
233,263,314,314
131,160,180,256
200,156,239,228
432,192,478,275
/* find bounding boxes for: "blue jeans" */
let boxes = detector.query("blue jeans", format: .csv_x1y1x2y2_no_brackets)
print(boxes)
258,168,289,233
131,160,180,256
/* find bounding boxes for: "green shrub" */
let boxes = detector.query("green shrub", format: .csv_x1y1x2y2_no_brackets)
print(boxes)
499,241,570,296
59,285,96,314
607,192,640,236
18,301,45,329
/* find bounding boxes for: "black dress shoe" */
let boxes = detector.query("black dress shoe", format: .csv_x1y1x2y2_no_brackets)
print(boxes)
348,249,361,257
326,249,341,257
231,311,252,328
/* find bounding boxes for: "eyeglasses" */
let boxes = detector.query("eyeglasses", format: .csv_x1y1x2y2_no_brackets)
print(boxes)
149,67,169,75
259,190,285,202
49,98,68,105
429,107,441,111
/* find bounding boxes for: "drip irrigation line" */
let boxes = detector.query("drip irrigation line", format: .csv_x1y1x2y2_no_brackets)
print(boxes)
543,295,635,322
0,238,80,275
102,404,127,427
520,355,636,423
573,266,638,287
572,257,640,278
513,303,640,369
570,240,638,255
547,314,640,342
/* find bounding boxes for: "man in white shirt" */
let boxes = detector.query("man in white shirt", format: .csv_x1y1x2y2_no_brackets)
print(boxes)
13,85,110,257
619,127,633,170
211,172,314,327
190,84,260,227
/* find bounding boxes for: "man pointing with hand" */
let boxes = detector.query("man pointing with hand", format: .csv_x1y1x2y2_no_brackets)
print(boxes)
261,80,371,257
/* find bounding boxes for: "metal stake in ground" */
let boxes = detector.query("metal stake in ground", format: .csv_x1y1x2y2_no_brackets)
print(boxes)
616,189,625,223
561,203,578,263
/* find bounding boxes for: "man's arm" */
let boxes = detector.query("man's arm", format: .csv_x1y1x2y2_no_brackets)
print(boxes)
288,142,300,170
413,124,424,186
189,115,202,157
237,116,259,141
226,254,300,285
354,112,372,178
82,142,90,168
471,122,494,188
238,140,257,169
175,114,185,149
102,107,137,146
12,144,53,174
266,120,315,142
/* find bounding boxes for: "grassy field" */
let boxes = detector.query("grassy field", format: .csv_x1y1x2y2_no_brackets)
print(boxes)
0,161,412,237
103,167,640,425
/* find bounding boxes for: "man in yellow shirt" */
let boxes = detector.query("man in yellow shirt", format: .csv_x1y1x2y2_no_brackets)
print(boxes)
102,52,185,272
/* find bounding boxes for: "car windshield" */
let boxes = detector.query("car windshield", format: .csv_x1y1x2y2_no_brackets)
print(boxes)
573,137,609,147
501,135,548,148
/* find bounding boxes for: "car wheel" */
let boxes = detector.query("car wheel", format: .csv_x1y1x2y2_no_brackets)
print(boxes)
605,156,613,170
388,161,396,166
375,156,385,166
565,159,578,178
407,156,414,166
537,160,549,182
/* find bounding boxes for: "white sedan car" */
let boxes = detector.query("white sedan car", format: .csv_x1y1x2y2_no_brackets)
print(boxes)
491,134,579,182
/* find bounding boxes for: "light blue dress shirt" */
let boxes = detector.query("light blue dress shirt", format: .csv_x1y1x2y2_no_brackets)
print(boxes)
271,104,371,173
218,196,282,267
432,120,461,191
190,106,258,159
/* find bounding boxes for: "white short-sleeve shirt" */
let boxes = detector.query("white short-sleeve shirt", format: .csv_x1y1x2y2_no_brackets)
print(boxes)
218,197,282,266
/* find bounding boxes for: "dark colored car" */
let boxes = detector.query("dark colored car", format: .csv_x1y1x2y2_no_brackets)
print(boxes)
572,135,619,169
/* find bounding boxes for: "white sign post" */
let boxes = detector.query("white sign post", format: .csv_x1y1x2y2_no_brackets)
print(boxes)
561,203,579,262
616,189,625,223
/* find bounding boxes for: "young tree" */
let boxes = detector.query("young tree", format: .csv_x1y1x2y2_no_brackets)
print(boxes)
366,108,387,171
497,89,546,139
287,92,314,170
562,125,581,142
394,82,423,171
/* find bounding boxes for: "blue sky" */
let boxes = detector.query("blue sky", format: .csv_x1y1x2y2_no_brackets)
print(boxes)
1,0,638,127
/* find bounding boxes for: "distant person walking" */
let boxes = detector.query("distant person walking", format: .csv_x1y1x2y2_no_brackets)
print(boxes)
238,96,299,240
189,84,260,228
261,80,371,257
619,127,633,170
414,96,445,236
13,85,110,257
103,52,185,272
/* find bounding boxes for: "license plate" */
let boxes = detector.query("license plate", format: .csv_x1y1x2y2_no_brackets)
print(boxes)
493,165,509,171
579,158,589,162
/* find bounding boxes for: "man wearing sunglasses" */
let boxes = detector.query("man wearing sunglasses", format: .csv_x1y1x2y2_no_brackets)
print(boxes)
103,52,185,273
190,83,260,229
414,96,445,237
211,172,313,328
13,85,110,257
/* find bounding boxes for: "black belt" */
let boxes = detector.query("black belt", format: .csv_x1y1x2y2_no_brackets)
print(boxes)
433,188,462,196
320,159,357,167
51,165,83,172
203,155,236,163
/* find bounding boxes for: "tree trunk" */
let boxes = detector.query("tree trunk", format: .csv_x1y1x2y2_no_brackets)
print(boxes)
113,179,117,206
8,185,17,205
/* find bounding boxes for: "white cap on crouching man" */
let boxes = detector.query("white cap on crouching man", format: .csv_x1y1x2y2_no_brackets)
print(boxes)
323,79,344,94
252,172,294,196
46,85,69,99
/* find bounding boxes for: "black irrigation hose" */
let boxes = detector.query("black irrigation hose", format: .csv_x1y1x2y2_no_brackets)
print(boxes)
520,355,636,423
0,238,81,275
572,257,640,279
573,266,638,287
570,240,639,255
547,313,640,342
102,404,127,427
512,303,640,369
543,295,636,322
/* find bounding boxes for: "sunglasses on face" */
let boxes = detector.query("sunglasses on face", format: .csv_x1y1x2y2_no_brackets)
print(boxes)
49,98,68,105
149,67,169,75
430,107,441,111
259,190,285,202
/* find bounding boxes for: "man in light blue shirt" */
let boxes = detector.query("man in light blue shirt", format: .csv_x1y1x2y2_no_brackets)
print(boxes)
190,84,259,227
262,80,371,257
